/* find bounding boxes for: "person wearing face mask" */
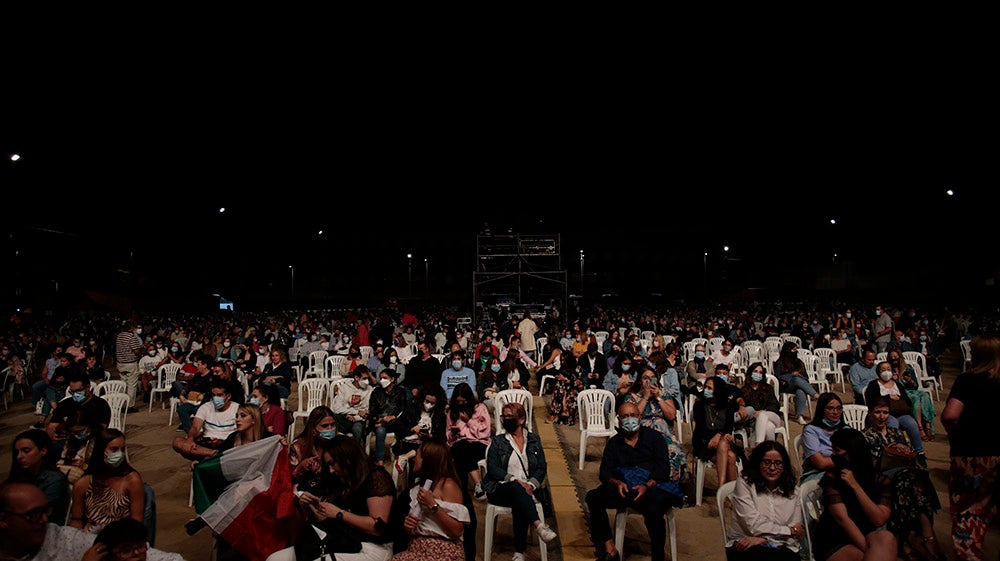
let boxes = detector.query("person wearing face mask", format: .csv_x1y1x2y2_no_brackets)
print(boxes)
604,354,636,411
481,401,557,558
69,428,145,533
579,342,610,389
249,382,286,438
380,347,407,382
137,343,162,406
115,321,145,408
710,338,738,367
392,384,448,477
864,361,927,468
171,379,238,462
811,428,896,561
446,383,492,500
47,373,111,458
367,369,409,468
439,351,477,400
332,366,375,447
800,392,848,482
289,406,338,484
737,362,784,446
692,376,743,491
682,343,716,398
585,401,678,561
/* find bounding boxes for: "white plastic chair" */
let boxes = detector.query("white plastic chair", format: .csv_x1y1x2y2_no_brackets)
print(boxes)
903,351,940,401
960,339,972,371
716,479,738,544
325,355,346,379
614,505,677,561
707,336,725,355
102,392,131,432
812,347,846,392
95,380,127,398
841,404,868,431
576,389,617,470
290,378,329,438
800,477,823,561
495,388,534,433
149,364,181,412
306,350,328,378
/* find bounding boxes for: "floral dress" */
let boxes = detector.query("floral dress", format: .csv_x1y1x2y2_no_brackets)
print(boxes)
863,426,941,535
548,369,584,426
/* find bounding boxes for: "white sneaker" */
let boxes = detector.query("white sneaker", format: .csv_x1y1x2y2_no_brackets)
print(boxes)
512,553,525,561
474,483,486,500
536,524,557,543
796,415,809,425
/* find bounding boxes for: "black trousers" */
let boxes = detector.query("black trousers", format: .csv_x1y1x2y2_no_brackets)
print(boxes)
585,485,673,561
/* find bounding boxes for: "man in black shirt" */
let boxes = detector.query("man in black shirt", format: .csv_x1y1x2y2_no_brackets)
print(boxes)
585,401,676,561
46,372,111,456
402,339,442,400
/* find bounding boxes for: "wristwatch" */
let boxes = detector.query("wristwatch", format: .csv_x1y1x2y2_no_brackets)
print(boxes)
336,511,344,521
430,503,440,513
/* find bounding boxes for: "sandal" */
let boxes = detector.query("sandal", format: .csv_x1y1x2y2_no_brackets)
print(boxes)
923,536,946,561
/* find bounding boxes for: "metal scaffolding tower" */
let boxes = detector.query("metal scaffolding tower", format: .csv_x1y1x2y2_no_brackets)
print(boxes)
472,234,566,326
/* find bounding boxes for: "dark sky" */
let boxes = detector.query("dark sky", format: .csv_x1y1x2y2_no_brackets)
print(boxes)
2,79,993,312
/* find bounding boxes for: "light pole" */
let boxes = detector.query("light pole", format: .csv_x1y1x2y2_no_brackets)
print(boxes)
703,252,708,289
289,265,294,301
579,250,585,295
424,258,429,298
407,253,412,297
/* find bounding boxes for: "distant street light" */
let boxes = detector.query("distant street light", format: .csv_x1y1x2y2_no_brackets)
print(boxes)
424,258,429,297
289,265,294,300
407,254,413,297
579,250,585,295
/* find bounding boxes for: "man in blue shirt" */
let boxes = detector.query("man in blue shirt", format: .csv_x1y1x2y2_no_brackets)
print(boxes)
439,351,476,399
848,348,878,405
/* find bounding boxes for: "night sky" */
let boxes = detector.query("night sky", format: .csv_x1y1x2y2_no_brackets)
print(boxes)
2,84,993,314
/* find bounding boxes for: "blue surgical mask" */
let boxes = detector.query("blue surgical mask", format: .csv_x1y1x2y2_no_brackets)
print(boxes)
71,391,87,403
822,417,840,428
919,335,927,341
249,398,260,406
620,417,640,433
452,360,463,370
318,429,337,440
695,351,705,360
621,364,631,372
703,389,714,399
74,431,90,441
490,364,501,373
105,451,124,467
751,373,763,383
212,396,226,410
716,373,729,384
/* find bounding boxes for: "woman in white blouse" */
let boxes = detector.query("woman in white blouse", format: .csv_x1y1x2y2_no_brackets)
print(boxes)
726,440,804,561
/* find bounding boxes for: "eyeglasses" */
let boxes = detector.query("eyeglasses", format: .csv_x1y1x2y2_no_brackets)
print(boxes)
2,505,51,523
825,405,843,411
760,459,784,469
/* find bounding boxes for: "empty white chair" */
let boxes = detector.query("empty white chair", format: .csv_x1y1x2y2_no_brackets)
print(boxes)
576,389,617,470
95,379,127,398
290,378,329,438
149,363,181,413
325,355,347,379
841,404,868,431
306,350,329,378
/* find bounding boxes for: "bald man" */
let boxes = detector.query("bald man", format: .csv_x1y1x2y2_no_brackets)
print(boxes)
0,481,186,561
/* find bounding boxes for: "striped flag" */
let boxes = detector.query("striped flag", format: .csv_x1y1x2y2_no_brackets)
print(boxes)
192,435,296,561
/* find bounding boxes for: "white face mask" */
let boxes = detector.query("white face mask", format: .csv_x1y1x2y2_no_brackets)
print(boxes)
379,378,392,388
879,371,893,382
358,379,369,390
389,356,398,364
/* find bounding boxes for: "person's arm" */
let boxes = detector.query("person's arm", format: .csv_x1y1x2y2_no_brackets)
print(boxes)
941,397,963,433
69,475,89,528
527,435,548,489
124,472,145,524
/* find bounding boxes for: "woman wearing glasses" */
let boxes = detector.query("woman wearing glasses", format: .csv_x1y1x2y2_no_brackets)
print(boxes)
725,441,804,561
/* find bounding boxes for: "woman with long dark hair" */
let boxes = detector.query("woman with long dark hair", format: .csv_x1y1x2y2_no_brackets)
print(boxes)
446,383,491,499
69,428,145,533
5,428,69,525
811,427,896,561
725,440,803,561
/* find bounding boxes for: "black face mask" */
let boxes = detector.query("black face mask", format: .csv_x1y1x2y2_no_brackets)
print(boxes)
831,454,849,471
501,418,520,433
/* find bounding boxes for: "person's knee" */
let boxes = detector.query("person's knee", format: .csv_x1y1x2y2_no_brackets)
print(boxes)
867,529,897,551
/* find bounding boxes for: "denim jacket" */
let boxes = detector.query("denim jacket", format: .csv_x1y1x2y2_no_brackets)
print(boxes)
481,431,547,495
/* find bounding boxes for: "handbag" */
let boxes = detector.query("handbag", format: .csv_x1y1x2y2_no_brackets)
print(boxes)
881,441,917,472
612,466,686,507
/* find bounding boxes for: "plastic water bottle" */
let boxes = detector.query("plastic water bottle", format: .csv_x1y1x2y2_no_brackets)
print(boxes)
410,479,433,517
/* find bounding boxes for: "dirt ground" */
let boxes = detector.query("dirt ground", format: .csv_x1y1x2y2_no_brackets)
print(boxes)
1,342,996,561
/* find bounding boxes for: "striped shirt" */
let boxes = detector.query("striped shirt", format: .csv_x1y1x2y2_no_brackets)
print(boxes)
115,330,143,364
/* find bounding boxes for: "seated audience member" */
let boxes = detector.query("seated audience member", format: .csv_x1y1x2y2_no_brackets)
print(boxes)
811,428,896,561
848,348,879,405
800,392,848,482
332,365,374,446
390,440,470,561
585,401,681,561
773,341,818,425
47,372,112,457
271,435,397,561
171,353,214,434
725,441,804,561
171,379,239,461
368,368,410,468
5,429,69,526
737,361,784,447
862,397,945,561
692,375,743,490
864,360,927,469
392,384,448,475
258,347,294,399
440,351,477,401
482,400,558,557
289,405,338,485
69,428,145,533
249,382,286,438
0,481,185,561
447,383,492,500
55,409,98,485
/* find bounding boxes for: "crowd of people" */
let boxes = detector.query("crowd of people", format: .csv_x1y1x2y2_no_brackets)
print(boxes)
0,301,997,561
